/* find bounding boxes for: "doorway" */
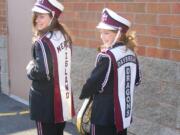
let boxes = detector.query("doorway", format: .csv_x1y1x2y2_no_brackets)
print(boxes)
7,0,34,102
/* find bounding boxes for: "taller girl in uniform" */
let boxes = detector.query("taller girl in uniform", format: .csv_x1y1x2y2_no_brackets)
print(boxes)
26,0,75,135
79,8,141,135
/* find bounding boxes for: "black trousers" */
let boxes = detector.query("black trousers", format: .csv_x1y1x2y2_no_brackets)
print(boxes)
90,124,127,135
36,121,66,135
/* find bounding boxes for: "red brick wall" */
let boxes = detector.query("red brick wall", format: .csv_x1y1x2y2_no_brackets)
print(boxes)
0,0,7,35
61,0,180,61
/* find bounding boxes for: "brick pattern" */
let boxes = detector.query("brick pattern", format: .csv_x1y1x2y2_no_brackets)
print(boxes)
0,0,7,35
61,1,180,61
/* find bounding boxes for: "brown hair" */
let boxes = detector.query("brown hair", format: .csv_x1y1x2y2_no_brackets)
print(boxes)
32,12,72,45
119,31,137,51
97,30,137,52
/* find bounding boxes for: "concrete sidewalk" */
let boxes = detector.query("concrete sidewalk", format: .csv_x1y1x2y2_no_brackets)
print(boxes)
0,93,135,135
0,93,79,135
1,93,180,135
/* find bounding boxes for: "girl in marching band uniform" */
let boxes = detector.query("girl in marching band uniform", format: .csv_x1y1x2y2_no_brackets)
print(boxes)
80,8,141,135
26,0,75,134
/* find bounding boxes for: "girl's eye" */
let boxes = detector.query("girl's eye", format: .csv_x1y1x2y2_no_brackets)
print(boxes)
39,15,45,18
100,32,109,35
104,32,110,35
36,14,46,19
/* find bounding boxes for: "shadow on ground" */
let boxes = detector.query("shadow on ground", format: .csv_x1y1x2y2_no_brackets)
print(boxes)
0,93,78,135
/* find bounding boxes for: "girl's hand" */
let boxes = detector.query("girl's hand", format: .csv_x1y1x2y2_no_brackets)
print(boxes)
26,60,35,74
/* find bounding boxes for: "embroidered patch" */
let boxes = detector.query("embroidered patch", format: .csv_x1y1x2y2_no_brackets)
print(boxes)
125,66,131,118
117,55,136,68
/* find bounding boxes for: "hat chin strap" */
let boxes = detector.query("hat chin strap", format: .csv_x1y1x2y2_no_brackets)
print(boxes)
110,27,121,48
48,11,55,26
102,28,121,51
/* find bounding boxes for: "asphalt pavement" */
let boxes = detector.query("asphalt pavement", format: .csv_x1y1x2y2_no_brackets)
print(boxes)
0,93,79,135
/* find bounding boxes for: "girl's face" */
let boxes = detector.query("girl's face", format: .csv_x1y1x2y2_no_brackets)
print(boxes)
100,29,117,48
35,13,52,31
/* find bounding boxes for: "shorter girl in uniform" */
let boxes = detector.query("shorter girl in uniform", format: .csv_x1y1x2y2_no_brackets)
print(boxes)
79,8,141,135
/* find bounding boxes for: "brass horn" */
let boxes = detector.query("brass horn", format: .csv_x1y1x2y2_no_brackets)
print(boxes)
76,97,93,135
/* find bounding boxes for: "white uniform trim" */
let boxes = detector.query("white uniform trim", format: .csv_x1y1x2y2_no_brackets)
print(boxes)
109,46,137,130
95,53,111,93
37,39,50,80
47,31,73,121
96,45,137,131
36,31,74,122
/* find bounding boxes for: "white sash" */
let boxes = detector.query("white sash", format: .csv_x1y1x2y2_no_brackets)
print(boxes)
38,31,75,122
110,46,137,130
96,46,137,132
